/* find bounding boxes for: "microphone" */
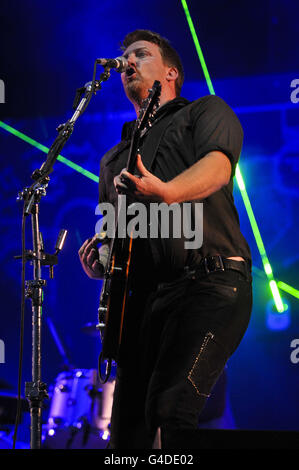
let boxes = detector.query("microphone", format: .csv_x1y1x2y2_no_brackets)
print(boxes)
96,56,128,73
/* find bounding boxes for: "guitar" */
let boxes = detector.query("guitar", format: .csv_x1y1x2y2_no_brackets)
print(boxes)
97,80,161,381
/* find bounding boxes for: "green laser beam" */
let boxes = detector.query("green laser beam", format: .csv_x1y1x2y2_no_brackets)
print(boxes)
252,266,299,301
181,0,285,312
277,281,299,300
0,120,99,183
181,0,215,95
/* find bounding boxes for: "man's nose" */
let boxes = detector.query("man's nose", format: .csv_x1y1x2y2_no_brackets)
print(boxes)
127,53,136,68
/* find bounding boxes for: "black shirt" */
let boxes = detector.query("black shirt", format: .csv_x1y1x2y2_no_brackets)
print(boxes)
99,95,251,282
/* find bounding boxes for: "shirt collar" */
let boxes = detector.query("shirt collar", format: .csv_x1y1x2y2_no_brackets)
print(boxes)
121,97,190,141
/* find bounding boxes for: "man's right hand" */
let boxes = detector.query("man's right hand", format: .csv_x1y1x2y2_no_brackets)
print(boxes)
78,235,105,279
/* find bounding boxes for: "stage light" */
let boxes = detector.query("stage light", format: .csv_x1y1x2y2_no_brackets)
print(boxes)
266,298,290,331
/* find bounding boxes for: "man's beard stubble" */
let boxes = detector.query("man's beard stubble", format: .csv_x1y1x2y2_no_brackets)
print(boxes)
125,77,149,107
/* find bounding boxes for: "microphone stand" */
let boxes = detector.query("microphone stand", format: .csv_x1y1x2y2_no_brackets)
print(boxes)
16,63,112,449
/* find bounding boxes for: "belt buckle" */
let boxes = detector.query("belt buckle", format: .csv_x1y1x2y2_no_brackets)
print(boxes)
204,255,225,274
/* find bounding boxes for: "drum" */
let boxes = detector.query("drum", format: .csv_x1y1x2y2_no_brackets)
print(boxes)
47,368,115,429
93,379,115,432
44,369,115,448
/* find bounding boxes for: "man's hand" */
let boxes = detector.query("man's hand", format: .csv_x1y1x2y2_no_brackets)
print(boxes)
114,150,231,205
114,154,168,202
78,235,106,279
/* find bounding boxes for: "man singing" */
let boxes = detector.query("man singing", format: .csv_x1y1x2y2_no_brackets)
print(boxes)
79,29,252,449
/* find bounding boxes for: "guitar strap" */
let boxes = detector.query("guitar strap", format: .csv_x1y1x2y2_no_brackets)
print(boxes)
138,103,187,173
135,102,189,269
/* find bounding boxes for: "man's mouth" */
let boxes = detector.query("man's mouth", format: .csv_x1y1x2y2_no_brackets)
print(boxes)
126,67,137,79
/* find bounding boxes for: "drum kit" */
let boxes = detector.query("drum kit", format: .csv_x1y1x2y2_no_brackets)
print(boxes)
42,322,116,449
2,318,229,449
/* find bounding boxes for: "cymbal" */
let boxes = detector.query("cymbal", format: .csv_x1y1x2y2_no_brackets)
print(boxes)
81,323,100,338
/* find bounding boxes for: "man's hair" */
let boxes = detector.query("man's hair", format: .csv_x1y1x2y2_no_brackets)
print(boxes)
120,29,184,96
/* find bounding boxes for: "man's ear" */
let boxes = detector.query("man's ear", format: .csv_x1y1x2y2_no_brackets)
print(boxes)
166,67,178,83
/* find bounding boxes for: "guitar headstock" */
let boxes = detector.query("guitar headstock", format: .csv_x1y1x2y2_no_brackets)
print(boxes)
136,80,162,132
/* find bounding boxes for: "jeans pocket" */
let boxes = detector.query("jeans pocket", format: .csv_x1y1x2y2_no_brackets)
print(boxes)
187,331,228,398
212,282,238,302
189,278,239,308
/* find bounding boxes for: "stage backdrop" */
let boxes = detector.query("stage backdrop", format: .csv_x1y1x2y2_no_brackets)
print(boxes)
0,0,298,441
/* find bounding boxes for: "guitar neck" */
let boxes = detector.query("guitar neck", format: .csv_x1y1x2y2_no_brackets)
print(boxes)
125,80,161,175
126,128,141,174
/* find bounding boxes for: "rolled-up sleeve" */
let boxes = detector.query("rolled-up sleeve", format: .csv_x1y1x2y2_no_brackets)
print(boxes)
191,95,244,177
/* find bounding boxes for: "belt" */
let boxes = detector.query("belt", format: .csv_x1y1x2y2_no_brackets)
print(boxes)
157,255,251,291
187,255,251,279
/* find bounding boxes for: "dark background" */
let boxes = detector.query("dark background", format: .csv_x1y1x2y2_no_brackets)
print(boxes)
0,0,298,443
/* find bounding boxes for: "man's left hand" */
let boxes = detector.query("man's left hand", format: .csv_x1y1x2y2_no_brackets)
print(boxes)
114,154,168,202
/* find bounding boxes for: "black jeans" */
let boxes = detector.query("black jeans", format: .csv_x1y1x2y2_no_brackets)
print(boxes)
109,263,252,449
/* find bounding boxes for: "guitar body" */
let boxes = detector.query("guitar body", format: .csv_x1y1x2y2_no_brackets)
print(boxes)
98,81,161,371
99,232,133,361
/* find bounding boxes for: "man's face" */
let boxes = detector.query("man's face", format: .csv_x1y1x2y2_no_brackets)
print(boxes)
121,40,170,104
